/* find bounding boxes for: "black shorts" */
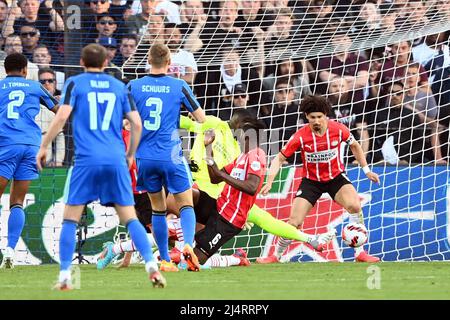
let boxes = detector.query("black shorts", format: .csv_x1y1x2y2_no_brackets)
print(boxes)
296,173,352,206
134,193,152,233
194,190,242,258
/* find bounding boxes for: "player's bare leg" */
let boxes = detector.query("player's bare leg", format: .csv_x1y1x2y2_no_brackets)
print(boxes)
174,189,201,272
1,179,31,269
334,184,380,262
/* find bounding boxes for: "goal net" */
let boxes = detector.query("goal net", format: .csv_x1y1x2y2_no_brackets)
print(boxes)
2,0,450,264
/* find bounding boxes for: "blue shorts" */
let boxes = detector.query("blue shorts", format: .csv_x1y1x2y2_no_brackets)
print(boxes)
136,158,193,194
63,165,134,206
0,145,39,181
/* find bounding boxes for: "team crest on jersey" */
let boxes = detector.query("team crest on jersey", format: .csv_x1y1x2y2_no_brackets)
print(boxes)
331,140,339,147
251,161,261,171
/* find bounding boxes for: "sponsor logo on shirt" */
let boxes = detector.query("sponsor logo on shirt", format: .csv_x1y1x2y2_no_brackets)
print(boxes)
230,168,246,180
331,140,339,147
250,161,261,171
305,149,338,163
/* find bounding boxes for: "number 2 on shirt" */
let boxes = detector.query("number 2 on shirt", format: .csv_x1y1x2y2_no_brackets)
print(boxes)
87,92,116,131
7,90,25,119
144,97,162,131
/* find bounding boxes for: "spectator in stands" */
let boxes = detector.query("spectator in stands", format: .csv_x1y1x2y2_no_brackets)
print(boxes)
352,0,381,34
178,0,206,51
97,37,123,80
264,78,303,139
317,30,370,153
163,23,198,85
32,44,64,90
19,24,40,60
198,0,241,63
218,83,258,120
413,32,450,84
0,0,9,46
96,13,119,41
234,0,275,31
372,81,427,164
110,0,133,20
4,0,64,46
126,0,156,36
376,40,430,95
112,34,137,67
0,34,38,80
378,2,398,34
264,7,294,58
404,62,446,164
194,48,268,118
263,58,312,99
37,67,64,167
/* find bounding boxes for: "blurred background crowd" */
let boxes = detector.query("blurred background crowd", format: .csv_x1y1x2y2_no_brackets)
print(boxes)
0,0,449,166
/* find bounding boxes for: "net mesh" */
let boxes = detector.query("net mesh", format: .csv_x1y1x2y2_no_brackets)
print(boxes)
1,0,450,264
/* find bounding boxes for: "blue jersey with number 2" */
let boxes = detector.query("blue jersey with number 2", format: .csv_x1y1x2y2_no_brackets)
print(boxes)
60,72,134,166
128,74,200,160
0,76,57,147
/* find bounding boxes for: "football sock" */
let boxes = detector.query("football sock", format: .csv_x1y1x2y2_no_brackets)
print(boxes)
349,210,364,225
180,205,196,247
7,204,26,250
59,219,77,271
275,237,292,258
354,246,364,255
247,205,310,242
127,219,154,264
203,254,241,268
113,234,155,254
152,212,170,262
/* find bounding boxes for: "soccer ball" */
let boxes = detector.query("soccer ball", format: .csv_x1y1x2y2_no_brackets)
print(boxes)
342,223,368,247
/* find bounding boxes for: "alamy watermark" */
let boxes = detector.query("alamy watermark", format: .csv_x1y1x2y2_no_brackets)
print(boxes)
366,265,381,290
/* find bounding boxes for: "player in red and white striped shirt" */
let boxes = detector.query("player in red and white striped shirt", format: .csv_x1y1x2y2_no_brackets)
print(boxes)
259,95,381,263
182,118,268,269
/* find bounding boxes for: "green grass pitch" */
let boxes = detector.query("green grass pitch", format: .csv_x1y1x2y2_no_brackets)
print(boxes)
0,262,449,300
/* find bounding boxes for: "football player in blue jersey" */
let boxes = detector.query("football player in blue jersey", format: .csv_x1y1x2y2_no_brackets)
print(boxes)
128,43,205,272
0,53,58,269
37,44,165,290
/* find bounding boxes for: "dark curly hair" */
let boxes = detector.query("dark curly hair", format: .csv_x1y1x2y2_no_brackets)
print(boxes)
300,95,332,116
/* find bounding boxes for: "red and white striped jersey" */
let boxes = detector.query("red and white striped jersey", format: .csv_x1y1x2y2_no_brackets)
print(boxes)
217,148,267,229
281,120,355,182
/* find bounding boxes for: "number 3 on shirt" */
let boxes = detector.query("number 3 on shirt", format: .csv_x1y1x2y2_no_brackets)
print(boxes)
7,90,25,119
144,97,162,131
87,92,116,131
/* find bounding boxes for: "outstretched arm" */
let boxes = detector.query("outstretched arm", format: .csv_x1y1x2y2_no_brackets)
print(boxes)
260,152,286,195
349,141,380,184
37,104,73,171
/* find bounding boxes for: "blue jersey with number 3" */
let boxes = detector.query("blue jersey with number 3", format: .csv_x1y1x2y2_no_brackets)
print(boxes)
0,76,57,147
61,72,134,166
128,74,200,160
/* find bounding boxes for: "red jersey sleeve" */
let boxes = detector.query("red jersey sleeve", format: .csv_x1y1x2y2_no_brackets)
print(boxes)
223,159,236,174
281,130,302,158
247,149,266,178
337,122,356,145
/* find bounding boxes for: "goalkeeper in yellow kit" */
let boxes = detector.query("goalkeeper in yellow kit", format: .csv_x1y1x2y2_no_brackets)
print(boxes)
180,110,335,249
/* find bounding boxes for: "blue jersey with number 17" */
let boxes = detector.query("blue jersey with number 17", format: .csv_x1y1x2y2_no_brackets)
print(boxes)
60,72,134,166
128,74,200,160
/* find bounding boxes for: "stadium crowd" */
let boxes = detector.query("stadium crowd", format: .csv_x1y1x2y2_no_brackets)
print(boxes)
0,0,449,166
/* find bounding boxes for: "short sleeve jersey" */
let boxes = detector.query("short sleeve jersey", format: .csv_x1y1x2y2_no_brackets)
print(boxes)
281,120,355,182
128,74,200,161
60,72,134,166
217,148,267,229
0,76,56,147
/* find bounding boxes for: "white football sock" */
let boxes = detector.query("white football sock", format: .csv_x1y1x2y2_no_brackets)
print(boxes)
275,237,292,258
203,254,240,268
